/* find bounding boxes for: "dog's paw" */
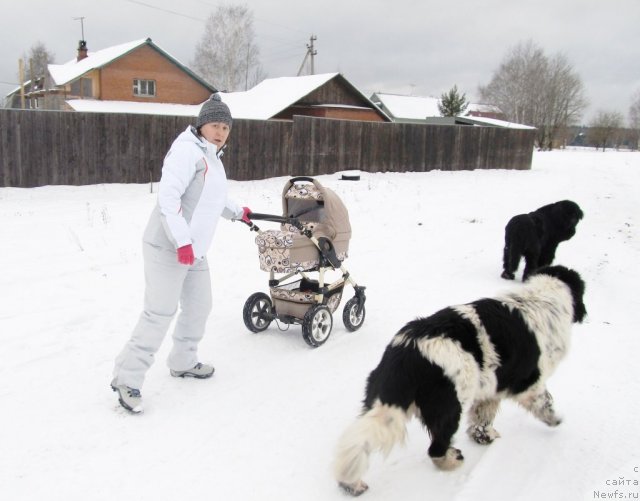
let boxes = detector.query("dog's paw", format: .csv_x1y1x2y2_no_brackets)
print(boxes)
501,271,515,280
467,424,501,445
432,447,464,471
543,415,562,427
339,480,369,497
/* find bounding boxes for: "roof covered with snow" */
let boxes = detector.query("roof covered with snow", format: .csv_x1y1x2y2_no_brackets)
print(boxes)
370,92,531,128
66,72,388,121
455,116,535,130
66,99,199,116
47,38,215,92
49,39,148,85
371,93,442,120
222,73,354,120
371,92,505,119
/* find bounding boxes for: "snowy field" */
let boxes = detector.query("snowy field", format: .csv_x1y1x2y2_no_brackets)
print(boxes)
1,148,639,500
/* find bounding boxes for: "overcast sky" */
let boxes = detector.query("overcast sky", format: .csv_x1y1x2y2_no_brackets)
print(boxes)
1,0,638,124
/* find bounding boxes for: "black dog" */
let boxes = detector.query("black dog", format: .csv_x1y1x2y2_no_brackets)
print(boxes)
333,265,586,496
501,200,583,280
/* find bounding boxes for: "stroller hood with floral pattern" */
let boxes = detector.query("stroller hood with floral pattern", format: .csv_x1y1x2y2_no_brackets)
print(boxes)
256,177,352,273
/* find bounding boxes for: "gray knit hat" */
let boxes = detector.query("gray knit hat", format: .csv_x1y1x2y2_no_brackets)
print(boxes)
197,93,232,128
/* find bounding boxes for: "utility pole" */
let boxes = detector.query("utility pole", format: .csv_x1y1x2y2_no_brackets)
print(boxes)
18,58,25,109
296,35,317,76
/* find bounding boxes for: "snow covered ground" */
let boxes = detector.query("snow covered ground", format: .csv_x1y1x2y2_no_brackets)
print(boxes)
1,148,639,501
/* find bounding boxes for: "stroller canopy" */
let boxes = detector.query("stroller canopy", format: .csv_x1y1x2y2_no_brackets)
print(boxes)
281,177,352,244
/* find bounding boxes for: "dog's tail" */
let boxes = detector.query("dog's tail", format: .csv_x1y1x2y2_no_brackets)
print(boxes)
333,402,409,493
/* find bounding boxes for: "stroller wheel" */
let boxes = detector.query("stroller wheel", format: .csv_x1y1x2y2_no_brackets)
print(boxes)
302,305,333,347
243,292,273,333
343,297,366,332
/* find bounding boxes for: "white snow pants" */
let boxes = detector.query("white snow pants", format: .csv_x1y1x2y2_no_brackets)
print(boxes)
113,242,212,389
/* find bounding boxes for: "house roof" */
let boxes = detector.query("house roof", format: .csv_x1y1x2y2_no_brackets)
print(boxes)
371,93,442,120
222,72,388,120
371,92,505,121
47,38,216,92
66,99,199,116
454,116,535,130
66,72,390,121
221,73,339,119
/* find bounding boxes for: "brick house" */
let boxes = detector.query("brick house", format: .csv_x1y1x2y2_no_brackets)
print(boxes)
6,38,215,110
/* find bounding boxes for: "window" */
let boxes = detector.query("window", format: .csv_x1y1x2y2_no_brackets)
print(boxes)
70,78,93,97
133,79,156,97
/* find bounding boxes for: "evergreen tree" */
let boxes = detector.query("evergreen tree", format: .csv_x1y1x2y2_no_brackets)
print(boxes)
438,85,469,117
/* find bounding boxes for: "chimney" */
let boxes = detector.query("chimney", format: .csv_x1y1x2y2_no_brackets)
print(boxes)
77,40,88,61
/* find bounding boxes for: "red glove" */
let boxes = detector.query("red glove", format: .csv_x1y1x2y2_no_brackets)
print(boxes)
177,244,195,265
241,207,252,224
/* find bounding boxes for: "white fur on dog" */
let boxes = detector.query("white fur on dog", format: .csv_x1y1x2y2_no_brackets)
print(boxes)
334,271,581,495
333,401,409,486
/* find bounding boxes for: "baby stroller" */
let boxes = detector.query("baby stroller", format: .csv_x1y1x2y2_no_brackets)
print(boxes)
241,176,366,347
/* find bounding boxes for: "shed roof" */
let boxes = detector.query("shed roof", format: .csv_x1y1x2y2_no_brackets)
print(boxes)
371,93,441,119
222,73,388,120
454,116,535,129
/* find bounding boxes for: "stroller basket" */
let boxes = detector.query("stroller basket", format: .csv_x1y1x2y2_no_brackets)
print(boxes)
270,278,344,318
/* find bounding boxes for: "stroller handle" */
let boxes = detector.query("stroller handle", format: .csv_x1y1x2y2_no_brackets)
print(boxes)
241,212,309,235
246,212,290,223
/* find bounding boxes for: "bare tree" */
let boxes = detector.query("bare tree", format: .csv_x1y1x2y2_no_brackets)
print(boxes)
18,41,55,83
629,89,640,150
478,41,546,125
538,53,589,149
192,4,266,91
588,111,624,151
479,40,587,150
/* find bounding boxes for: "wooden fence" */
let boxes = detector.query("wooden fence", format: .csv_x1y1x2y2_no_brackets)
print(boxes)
0,109,535,187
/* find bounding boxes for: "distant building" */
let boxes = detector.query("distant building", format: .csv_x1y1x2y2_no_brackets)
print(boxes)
5,38,215,110
370,92,506,123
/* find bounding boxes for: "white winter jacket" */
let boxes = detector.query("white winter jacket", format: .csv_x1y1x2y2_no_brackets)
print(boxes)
143,125,243,259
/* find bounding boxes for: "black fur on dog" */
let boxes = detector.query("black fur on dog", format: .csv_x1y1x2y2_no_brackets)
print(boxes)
501,200,584,281
333,265,586,496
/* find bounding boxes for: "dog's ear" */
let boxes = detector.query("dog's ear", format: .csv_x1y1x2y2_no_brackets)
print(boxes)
532,265,587,323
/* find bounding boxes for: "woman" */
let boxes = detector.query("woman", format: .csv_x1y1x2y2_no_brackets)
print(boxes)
111,93,250,413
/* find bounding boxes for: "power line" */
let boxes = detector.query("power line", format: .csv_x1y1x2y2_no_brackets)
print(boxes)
124,0,205,22
262,51,304,64
121,0,314,75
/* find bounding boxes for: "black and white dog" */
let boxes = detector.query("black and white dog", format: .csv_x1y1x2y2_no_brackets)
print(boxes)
333,265,586,496
501,200,584,281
